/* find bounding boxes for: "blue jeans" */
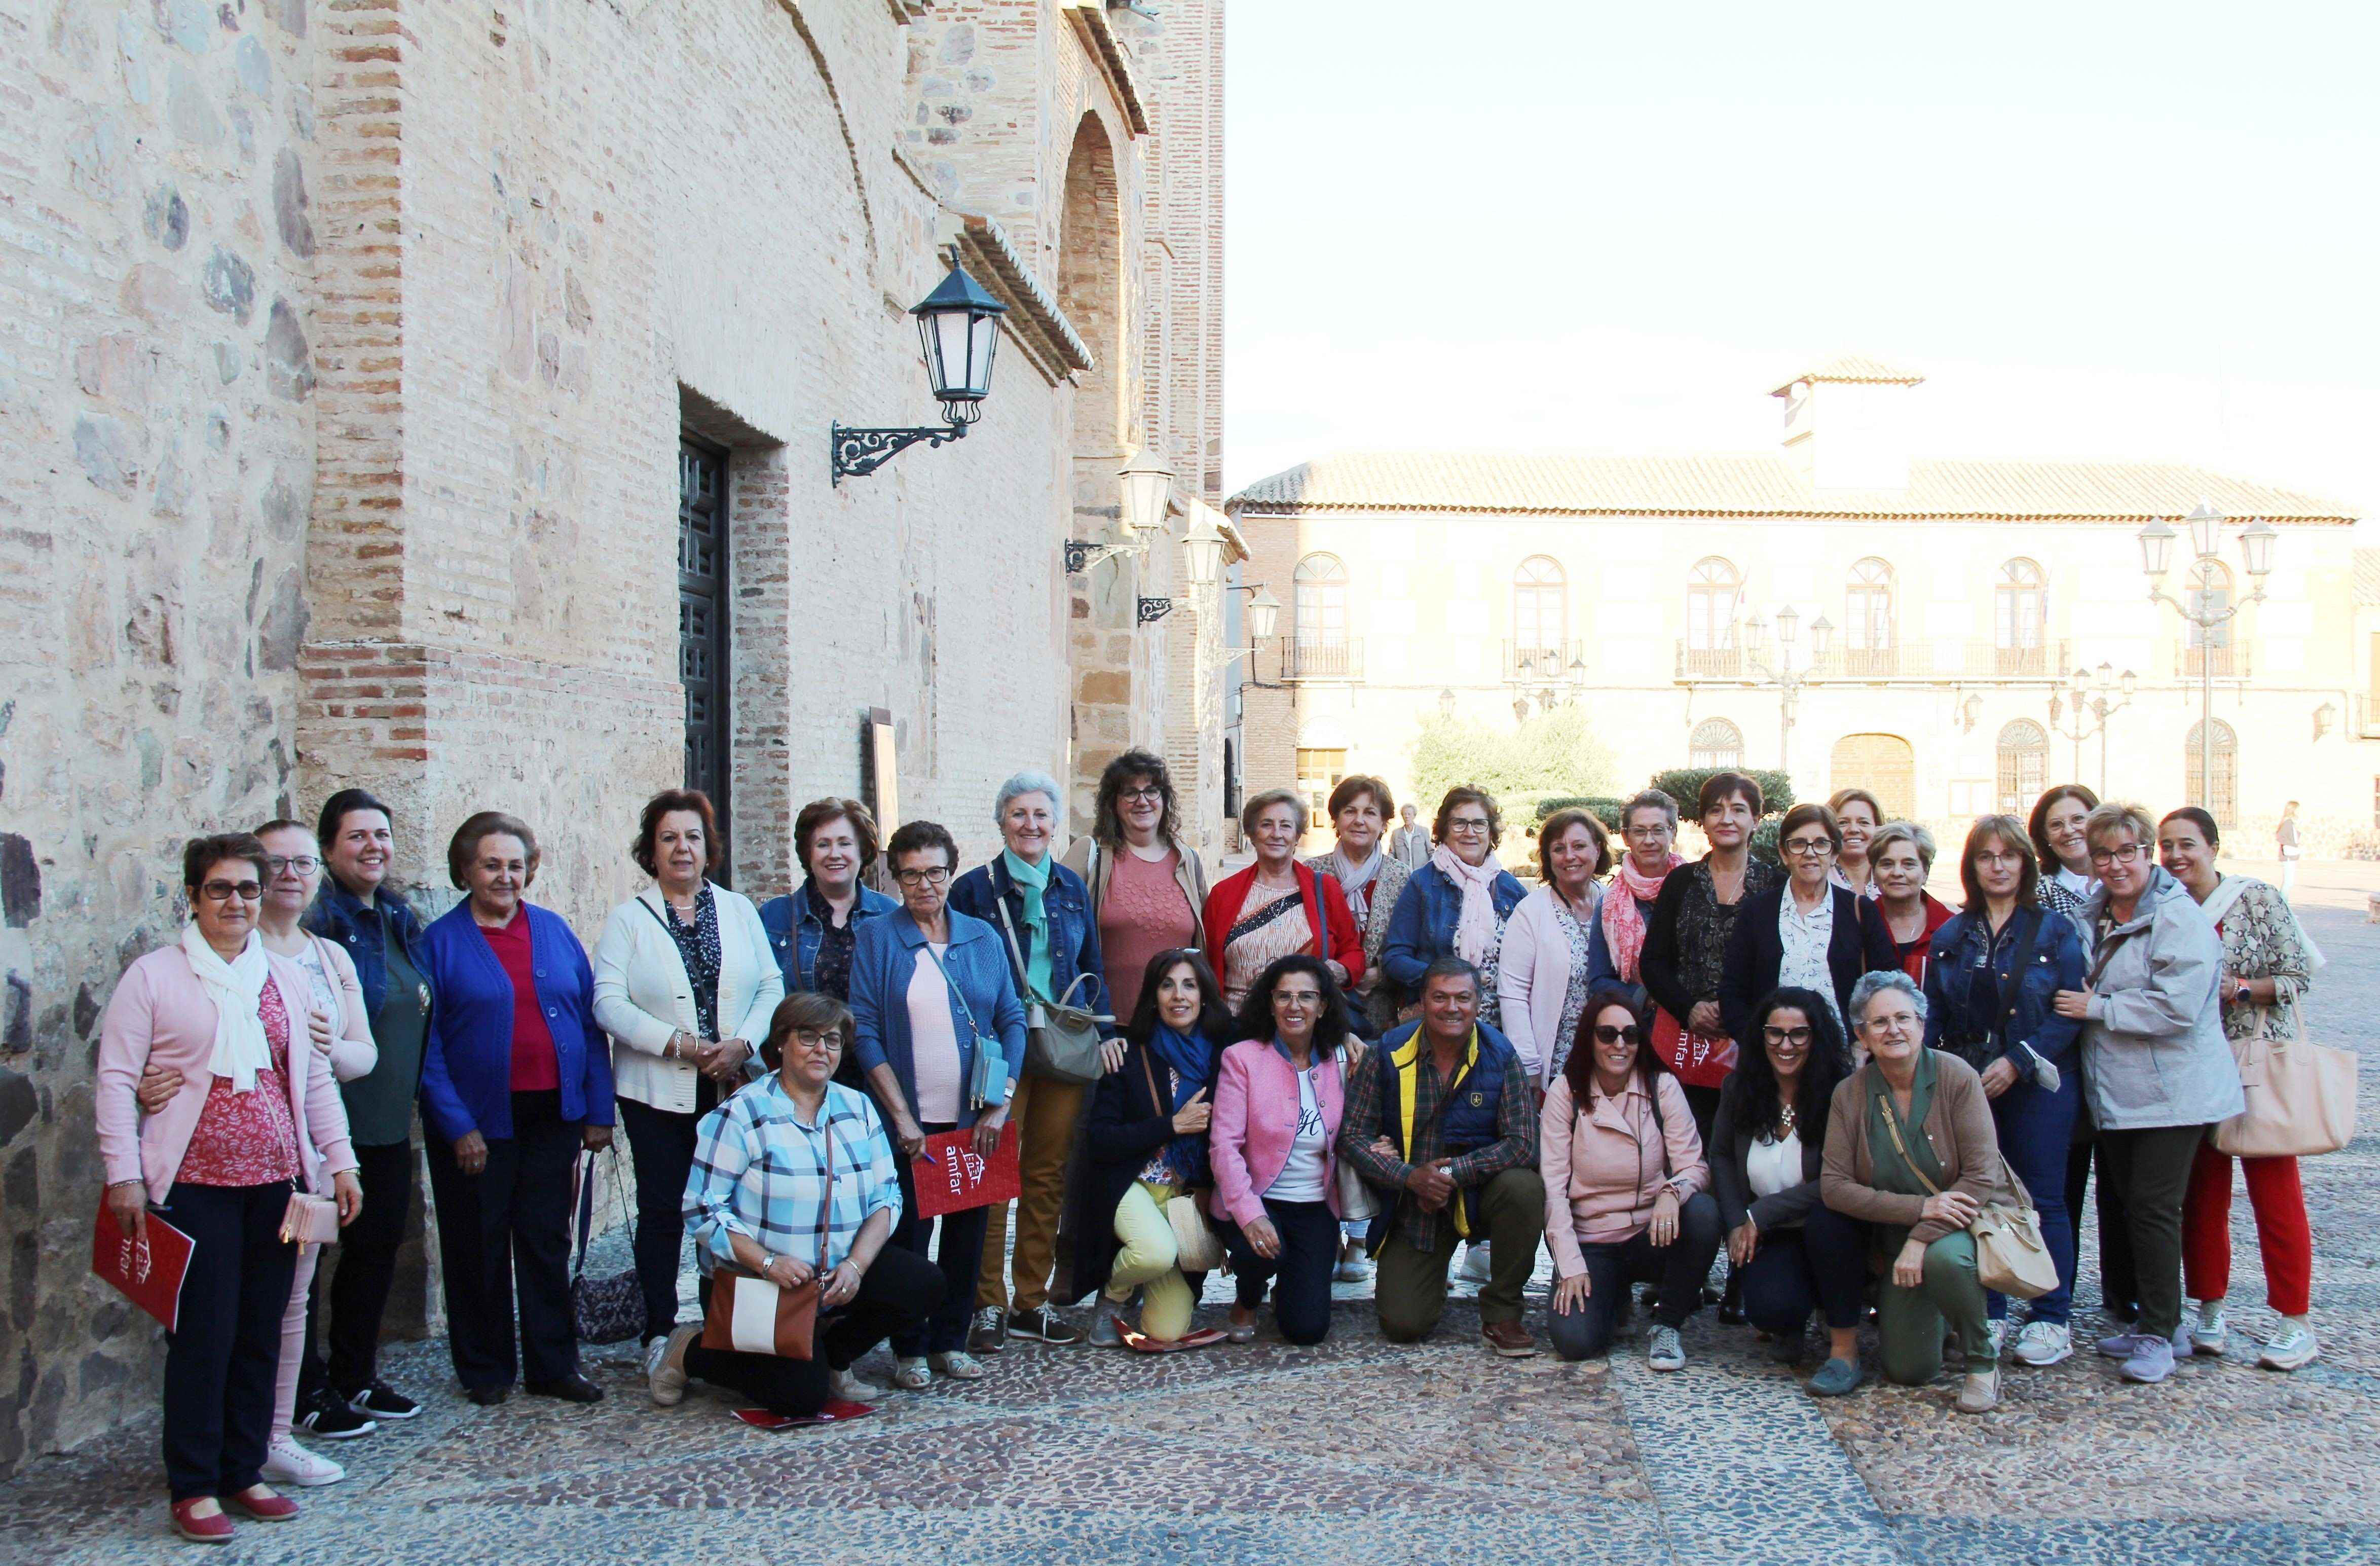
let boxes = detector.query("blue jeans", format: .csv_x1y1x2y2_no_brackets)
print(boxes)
1988,1074,2079,1324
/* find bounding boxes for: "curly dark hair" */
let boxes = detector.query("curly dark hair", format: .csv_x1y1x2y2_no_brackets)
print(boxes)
633,789,724,878
1231,955,1351,1057
1090,749,1182,851
1561,986,1664,1108
1729,987,1850,1146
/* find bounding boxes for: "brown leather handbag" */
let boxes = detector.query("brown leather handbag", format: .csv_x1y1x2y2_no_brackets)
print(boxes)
699,1119,834,1360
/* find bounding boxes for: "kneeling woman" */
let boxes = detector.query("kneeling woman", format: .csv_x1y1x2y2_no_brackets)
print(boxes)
1821,970,2030,1414
1211,956,1350,1345
1069,949,1236,1346
1708,989,1864,1393
1539,988,1722,1371
653,993,944,1414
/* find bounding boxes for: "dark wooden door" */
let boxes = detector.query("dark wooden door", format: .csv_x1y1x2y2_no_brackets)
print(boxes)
678,433,731,880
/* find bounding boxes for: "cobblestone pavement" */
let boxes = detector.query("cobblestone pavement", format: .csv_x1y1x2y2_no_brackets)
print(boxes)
9,887,2376,1565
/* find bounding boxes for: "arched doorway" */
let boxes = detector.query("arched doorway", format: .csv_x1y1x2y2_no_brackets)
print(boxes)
1060,113,1129,831
2185,719,2239,826
1831,733,1915,821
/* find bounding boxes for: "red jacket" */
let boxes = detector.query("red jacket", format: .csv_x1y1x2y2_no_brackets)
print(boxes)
1895,893,1958,986
1202,861,1365,996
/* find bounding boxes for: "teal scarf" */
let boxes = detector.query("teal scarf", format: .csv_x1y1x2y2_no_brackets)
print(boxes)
1001,849,1055,1002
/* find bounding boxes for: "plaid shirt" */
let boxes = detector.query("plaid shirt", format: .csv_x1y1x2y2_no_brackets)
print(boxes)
1336,1032,1537,1253
684,1077,901,1276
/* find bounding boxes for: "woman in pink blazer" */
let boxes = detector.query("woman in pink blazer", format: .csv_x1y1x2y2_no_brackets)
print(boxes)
96,834,362,1544
1209,955,1348,1345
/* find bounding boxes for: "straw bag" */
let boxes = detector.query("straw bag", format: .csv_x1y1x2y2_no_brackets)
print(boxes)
1876,1089,2056,1300
2211,1006,2357,1158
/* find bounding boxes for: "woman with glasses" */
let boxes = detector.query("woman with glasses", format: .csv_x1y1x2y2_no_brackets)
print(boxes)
849,820,1027,1387
1585,789,1685,1017
649,992,945,1414
1822,971,2027,1413
2053,803,2241,1385
97,834,364,1541
1922,817,2088,1367
1380,785,1526,1016
1708,989,1862,1393
1539,988,1720,1369
2029,784,2101,928
1719,803,1900,1045
1063,749,1212,1021
1203,789,1364,1014
1500,808,1613,1086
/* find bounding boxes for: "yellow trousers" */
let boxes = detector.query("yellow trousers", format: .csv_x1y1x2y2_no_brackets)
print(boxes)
1104,1180,1197,1341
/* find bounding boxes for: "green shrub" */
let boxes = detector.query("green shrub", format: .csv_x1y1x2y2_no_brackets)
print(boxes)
1534,795,1627,830
1647,767,1795,819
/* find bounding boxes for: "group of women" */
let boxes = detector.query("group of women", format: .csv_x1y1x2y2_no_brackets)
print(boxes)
94,752,2325,1542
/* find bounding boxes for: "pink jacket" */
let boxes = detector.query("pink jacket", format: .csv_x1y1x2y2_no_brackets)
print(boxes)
96,946,363,1203
1539,1071,1707,1273
1209,1038,1345,1227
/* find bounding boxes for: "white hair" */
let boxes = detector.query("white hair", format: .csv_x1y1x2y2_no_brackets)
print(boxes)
993,769,1064,823
1849,969,1927,1028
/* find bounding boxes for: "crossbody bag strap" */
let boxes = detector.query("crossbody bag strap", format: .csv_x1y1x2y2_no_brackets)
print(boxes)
1137,1045,1168,1124
638,894,678,940
992,895,1044,1005
572,1149,597,1280
813,1112,837,1273
1873,1088,1943,1198
918,937,985,1040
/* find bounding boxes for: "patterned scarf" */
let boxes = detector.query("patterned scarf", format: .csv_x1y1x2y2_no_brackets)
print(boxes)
1601,852,1682,984
1327,846,1385,927
1430,844,1506,968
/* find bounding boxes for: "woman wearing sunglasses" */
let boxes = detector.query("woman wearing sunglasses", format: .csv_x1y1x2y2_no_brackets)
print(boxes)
1538,988,1720,1370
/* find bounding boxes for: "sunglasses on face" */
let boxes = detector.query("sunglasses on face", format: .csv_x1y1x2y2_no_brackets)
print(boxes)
1592,1024,1643,1046
199,880,263,902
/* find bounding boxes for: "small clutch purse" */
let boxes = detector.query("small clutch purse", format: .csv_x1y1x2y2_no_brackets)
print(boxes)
280,1191,340,1247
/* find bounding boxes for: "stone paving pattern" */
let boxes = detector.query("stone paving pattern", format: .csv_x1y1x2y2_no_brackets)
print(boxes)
8,881,2376,1564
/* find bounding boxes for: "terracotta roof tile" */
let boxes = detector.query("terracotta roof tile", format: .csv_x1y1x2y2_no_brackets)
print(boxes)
1770,354,1927,394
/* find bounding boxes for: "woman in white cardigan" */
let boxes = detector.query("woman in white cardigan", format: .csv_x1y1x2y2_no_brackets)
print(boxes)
591,790,783,1353
1499,809,1614,1086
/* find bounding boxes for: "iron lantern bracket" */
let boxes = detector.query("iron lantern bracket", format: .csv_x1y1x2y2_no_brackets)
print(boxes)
1136,597,1176,625
831,420,968,484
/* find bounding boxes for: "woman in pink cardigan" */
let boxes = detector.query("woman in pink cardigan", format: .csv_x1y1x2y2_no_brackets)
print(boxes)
1538,987,1721,1370
97,834,362,1544
1209,955,1348,1345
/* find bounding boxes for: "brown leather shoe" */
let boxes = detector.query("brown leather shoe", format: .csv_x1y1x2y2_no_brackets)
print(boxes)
1482,1320,1539,1358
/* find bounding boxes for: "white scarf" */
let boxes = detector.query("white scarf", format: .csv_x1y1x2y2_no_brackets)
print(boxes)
1429,843,1506,967
1327,846,1385,925
180,923,273,1094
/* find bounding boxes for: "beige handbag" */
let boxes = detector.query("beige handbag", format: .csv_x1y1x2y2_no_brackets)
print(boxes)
2212,1006,2357,1158
1876,1091,2055,1300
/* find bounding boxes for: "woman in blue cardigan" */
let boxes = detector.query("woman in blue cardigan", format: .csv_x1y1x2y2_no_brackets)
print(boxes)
419,811,615,1407
1379,786,1528,1015
849,819,1028,1389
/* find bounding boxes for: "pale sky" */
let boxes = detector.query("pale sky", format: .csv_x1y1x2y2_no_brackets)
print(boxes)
1223,1,2380,525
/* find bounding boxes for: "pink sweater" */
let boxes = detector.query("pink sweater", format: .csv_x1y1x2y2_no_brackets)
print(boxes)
1209,1039,1345,1227
1538,1072,1707,1274
96,946,362,1203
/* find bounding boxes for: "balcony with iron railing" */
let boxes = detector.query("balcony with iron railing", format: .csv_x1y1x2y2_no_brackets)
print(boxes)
1504,640,1584,683
1674,637,2073,683
2178,641,2244,679
1283,637,1363,681
1677,643,1744,679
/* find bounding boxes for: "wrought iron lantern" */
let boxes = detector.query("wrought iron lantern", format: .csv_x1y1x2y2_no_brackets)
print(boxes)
831,259,1009,483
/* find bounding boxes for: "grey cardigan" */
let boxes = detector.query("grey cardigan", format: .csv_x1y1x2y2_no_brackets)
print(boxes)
2078,866,2244,1131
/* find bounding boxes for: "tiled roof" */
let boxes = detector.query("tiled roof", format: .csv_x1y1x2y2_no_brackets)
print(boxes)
1771,353,1927,394
1226,451,2357,524
2356,549,2380,606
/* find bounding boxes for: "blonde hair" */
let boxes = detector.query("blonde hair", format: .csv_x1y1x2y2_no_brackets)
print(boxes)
2083,800,2157,853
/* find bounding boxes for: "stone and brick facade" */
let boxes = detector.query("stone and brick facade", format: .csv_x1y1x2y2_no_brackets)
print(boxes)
0,0,1223,1469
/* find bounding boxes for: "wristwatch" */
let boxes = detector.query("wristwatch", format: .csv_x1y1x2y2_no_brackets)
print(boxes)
2234,982,2252,1007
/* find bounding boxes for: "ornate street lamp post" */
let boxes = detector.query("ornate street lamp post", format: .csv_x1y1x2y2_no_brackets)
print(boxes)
2138,500,2275,818
1741,605,1833,777
2048,662,2136,794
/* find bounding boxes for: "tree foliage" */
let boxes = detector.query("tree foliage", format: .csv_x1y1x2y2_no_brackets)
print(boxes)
1647,768,1795,819
1406,705,1617,823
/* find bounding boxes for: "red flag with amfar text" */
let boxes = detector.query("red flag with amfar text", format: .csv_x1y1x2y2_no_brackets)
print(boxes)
913,1124,1021,1218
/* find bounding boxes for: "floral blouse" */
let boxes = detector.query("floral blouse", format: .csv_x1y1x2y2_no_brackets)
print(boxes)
1545,898,1594,1081
179,979,302,1187
1671,857,1784,1004
2210,876,2312,1044
664,884,724,1039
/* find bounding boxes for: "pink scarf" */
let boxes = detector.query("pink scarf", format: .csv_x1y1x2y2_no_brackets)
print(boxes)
1430,843,1506,967
1601,852,1683,984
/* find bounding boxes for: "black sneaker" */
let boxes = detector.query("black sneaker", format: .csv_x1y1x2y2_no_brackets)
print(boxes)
348,1380,421,1421
1006,1306,1080,1345
298,1386,378,1440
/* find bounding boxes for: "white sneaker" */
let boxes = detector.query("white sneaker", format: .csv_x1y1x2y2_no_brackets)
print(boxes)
1459,1243,1493,1284
2188,1305,2228,1357
2011,1320,2073,1367
929,1350,987,1380
261,1435,345,1487
2257,1324,2319,1371
646,1324,697,1407
1647,1325,1685,1372
827,1365,889,1402
1983,1318,2006,1358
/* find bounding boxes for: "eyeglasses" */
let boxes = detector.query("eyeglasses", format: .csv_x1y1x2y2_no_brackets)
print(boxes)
790,1029,843,1052
1274,988,1323,1007
199,880,264,902
1782,837,1835,858
264,856,320,876
1445,817,1491,834
1119,787,1164,805
1591,1024,1643,1046
1622,825,1672,841
1860,1011,1919,1032
1762,1026,1814,1046
2087,844,2144,867
895,866,951,887
1974,850,2025,868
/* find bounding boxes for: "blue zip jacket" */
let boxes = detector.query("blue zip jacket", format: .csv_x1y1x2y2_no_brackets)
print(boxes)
758,881,898,994
848,907,1029,1130
947,856,1115,1029
1379,860,1528,1003
304,879,430,1018
417,901,615,1143
1921,903,2088,1075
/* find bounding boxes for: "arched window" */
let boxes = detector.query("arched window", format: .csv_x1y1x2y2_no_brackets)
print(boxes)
1995,719,2049,814
1511,555,1567,679
2184,562,2235,676
1292,553,1350,678
1685,557,1741,675
1995,560,2047,674
1845,558,1895,674
2185,719,2239,826
1689,717,1744,770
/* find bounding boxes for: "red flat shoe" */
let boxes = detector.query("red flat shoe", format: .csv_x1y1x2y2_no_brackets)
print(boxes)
225,1484,300,1521
170,1498,236,1543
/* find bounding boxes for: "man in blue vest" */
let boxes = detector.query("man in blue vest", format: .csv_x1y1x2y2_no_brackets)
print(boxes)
1338,957,1545,1355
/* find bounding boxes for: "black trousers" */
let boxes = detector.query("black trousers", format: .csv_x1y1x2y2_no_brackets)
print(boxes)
424,1089,582,1390
1546,1191,1722,1361
618,1087,716,1344
684,1246,945,1415
158,1180,298,1501
294,1139,418,1403
1219,1198,1338,1345
888,1122,991,1356
1737,1203,1869,1335
2099,1123,2206,1339
2067,1135,2137,1318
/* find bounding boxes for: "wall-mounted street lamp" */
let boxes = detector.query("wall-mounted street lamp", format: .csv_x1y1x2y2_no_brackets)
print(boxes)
1069,449,1175,576
831,259,1009,484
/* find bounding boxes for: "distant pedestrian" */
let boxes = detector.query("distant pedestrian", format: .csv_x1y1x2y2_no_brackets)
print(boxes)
1389,803,1430,868
2275,800,2301,900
